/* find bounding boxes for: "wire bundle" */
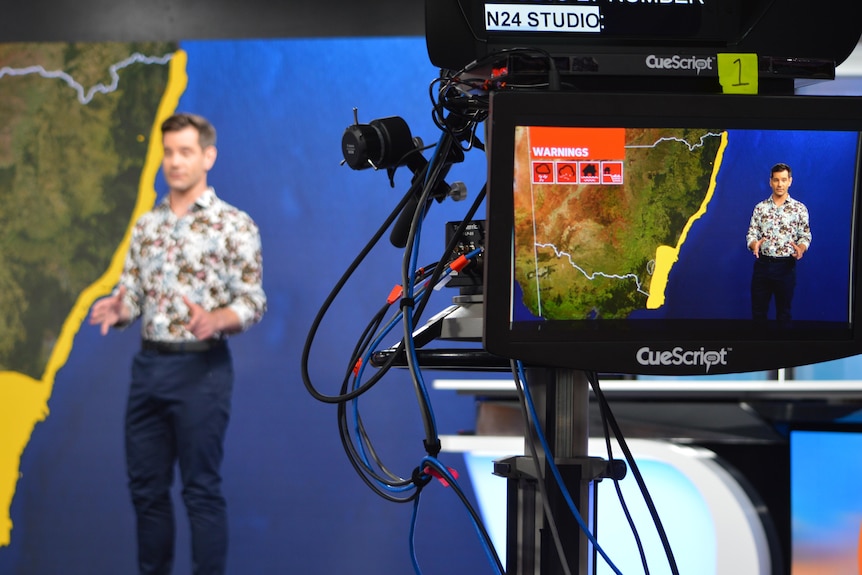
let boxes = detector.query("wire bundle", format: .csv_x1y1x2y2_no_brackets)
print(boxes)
301,71,499,571
302,61,682,574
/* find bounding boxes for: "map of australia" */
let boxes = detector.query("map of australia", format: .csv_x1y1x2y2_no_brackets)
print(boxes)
0,41,182,547
513,125,725,320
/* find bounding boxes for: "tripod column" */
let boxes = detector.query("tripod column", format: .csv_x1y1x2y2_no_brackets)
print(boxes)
497,367,593,574
531,367,592,575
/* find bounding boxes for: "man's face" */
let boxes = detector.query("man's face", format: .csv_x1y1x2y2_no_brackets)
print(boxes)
162,126,216,194
770,169,792,199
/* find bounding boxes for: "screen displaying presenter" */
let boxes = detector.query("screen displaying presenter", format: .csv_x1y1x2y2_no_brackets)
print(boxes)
746,162,811,321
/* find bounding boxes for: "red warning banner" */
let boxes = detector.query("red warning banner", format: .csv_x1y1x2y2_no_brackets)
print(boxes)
528,126,625,161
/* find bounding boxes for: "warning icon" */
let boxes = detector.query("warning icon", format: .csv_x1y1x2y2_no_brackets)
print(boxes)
579,162,600,184
557,162,578,183
601,161,624,185
532,161,554,184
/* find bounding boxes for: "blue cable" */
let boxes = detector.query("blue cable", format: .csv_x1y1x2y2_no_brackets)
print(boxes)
349,293,424,488
345,235,499,569
516,361,624,575
409,496,425,575
419,457,505,575
348,260,464,492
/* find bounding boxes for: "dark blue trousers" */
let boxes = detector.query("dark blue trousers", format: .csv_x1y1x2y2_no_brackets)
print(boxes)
751,256,797,321
126,343,234,575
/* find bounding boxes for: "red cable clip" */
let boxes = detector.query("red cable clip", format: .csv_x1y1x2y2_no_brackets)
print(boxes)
386,284,402,305
449,254,469,273
423,465,459,487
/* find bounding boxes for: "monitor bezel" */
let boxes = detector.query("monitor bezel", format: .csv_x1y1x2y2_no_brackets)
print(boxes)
483,90,862,375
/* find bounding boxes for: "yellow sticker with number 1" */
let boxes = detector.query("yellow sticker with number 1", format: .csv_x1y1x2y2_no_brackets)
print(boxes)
717,53,758,94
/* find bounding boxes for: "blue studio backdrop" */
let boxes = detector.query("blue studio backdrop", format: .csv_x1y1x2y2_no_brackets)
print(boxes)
0,37,494,574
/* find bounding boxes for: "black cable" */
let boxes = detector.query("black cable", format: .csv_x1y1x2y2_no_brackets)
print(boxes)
399,155,449,454
303,135,457,407
344,302,389,378
336,355,419,501
510,361,574,575
430,75,489,140
593,372,651,575
586,371,681,575
336,398,418,502
431,46,564,129
337,306,407,487
301,176,420,404
420,458,506,575
336,265,443,497
344,260,439,386
302,69,498,567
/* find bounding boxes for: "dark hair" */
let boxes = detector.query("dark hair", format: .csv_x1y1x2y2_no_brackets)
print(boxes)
161,113,217,149
771,162,792,177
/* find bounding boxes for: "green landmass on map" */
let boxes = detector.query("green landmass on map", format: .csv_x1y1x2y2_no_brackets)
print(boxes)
513,127,722,320
0,41,176,378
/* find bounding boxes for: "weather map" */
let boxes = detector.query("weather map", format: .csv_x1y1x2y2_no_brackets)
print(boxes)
0,42,180,547
512,124,724,320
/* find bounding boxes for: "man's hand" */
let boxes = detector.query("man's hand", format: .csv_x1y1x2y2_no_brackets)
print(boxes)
791,241,807,260
183,296,241,340
750,238,765,258
88,286,131,335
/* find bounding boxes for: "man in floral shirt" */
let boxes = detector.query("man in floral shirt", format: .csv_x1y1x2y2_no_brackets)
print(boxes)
89,113,266,574
746,162,811,321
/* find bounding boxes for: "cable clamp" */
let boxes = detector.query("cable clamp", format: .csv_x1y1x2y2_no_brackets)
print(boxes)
423,437,441,458
423,465,459,488
411,466,433,488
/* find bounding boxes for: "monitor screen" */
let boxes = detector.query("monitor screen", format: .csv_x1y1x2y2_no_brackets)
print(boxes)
790,427,862,574
483,91,862,375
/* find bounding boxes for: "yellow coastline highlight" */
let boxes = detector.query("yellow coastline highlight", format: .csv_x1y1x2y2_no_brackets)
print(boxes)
0,49,188,547
646,131,727,309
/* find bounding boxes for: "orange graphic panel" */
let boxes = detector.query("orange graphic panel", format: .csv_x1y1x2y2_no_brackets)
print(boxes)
528,126,625,160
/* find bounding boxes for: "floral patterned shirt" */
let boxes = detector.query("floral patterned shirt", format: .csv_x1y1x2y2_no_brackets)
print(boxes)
117,187,266,341
746,195,811,258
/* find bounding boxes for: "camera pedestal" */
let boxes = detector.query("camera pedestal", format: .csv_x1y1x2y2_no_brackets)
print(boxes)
493,367,601,575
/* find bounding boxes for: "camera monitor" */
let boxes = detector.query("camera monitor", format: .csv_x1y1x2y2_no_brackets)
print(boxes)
483,90,862,375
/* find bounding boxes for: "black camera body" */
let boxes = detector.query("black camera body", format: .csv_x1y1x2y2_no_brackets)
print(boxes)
426,0,862,88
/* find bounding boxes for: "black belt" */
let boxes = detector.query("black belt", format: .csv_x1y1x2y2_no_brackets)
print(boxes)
759,255,794,262
142,339,225,354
